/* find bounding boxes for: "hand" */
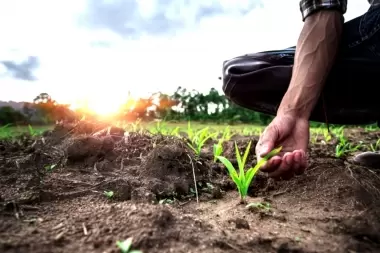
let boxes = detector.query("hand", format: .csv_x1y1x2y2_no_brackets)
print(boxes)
255,114,309,180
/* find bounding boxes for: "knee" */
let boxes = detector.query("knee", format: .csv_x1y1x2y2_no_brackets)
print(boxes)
221,49,294,98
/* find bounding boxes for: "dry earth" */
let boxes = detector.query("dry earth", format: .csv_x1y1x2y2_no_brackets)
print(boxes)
1,121,380,253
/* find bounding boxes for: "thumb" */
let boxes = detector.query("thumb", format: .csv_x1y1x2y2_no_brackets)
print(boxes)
256,126,277,158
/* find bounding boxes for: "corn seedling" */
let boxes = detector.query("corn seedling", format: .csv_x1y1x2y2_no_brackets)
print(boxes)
365,124,379,132
28,125,37,136
127,119,143,133
186,121,195,140
332,126,345,138
369,139,380,152
213,138,224,162
104,190,114,199
0,124,12,139
335,135,361,158
221,126,234,140
187,127,216,155
44,164,57,172
242,127,252,136
116,237,142,253
216,141,281,203
150,121,180,136
322,128,332,143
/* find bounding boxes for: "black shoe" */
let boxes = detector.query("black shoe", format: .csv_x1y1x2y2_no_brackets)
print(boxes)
352,152,380,169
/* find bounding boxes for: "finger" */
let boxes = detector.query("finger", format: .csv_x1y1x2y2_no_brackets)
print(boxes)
260,155,281,173
268,152,293,178
256,125,278,158
294,150,307,175
291,151,301,174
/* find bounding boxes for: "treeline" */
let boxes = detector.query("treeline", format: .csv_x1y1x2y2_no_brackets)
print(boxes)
0,87,274,126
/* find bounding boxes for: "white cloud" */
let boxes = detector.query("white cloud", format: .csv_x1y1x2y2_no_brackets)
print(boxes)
0,0,371,111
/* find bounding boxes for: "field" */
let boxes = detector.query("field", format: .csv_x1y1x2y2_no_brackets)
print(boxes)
1,120,380,253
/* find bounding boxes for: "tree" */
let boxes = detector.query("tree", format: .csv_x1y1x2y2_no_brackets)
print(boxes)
0,106,27,125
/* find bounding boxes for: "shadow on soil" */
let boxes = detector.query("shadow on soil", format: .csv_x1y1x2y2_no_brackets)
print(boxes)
1,121,380,253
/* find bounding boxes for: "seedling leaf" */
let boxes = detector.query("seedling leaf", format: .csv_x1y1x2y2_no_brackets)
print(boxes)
116,237,132,253
215,155,240,188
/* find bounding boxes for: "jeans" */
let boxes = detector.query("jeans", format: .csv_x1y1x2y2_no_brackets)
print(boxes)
222,6,380,125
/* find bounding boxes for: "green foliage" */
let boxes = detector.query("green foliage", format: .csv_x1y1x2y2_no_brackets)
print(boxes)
104,190,114,199
116,237,142,253
0,106,27,125
186,126,216,155
333,128,362,158
216,141,282,203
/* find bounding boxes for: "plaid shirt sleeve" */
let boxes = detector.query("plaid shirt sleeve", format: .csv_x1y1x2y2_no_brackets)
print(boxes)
300,0,347,21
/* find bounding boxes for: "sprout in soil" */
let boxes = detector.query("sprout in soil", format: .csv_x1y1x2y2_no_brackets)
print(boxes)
116,237,142,253
216,140,281,203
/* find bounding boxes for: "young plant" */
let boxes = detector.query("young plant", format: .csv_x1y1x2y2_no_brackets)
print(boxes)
186,121,195,140
44,164,57,172
116,237,142,253
335,135,361,158
150,121,180,136
369,139,380,152
365,124,379,132
28,124,37,137
322,128,332,143
221,126,234,141
213,138,224,162
0,123,12,139
104,190,114,199
187,127,216,155
216,141,281,203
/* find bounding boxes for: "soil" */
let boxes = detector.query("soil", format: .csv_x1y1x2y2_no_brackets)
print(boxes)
1,121,380,253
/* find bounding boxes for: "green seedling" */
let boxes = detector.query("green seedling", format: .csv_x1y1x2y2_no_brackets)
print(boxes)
369,139,380,152
44,164,57,172
28,124,37,136
158,198,174,205
216,141,281,203
213,138,224,162
186,121,195,140
116,237,142,253
104,190,114,199
322,128,332,143
335,135,361,158
150,121,180,136
221,126,234,140
187,127,216,155
365,124,379,132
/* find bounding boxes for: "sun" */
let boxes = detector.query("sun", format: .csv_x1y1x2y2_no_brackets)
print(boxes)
86,100,123,116
70,97,129,117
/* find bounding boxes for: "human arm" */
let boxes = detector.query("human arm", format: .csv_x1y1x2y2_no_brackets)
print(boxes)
256,1,347,179
277,1,346,118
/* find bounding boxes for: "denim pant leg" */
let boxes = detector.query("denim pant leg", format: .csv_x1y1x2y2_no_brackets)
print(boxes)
222,6,380,125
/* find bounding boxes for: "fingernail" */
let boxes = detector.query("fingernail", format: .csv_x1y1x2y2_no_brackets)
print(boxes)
285,155,292,165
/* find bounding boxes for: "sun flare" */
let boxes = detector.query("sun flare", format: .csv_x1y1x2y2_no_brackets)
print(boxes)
69,97,130,117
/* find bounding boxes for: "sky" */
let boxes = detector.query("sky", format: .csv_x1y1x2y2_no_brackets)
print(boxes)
0,0,371,111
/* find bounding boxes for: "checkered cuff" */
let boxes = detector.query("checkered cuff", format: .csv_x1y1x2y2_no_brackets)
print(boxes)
300,0,347,21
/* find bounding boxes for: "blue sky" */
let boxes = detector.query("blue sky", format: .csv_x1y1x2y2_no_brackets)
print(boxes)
0,0,370,109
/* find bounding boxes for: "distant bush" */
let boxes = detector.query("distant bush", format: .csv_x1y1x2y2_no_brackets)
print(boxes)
0,106,28,125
